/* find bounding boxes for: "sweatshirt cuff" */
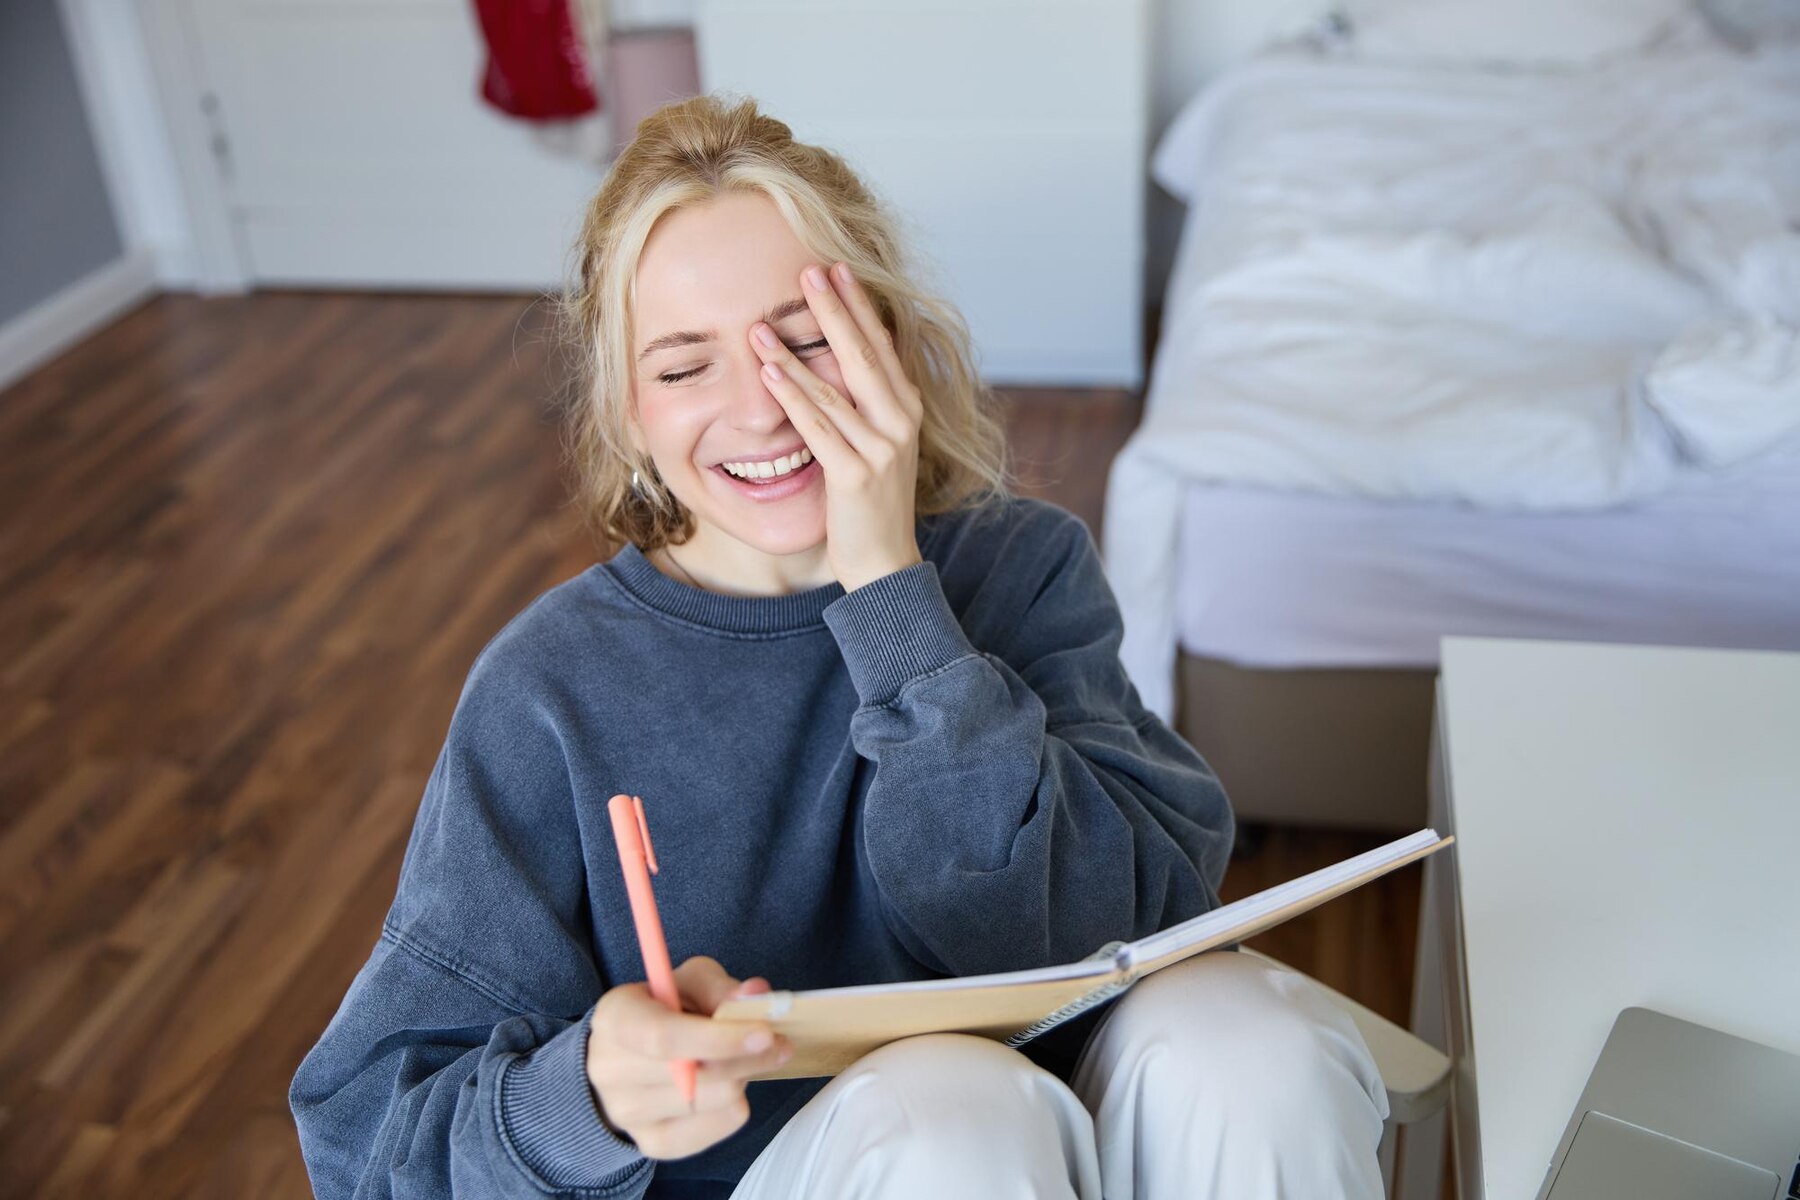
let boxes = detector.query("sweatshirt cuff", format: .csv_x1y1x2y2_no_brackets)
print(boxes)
822,561,977,707
498,1012,649,1192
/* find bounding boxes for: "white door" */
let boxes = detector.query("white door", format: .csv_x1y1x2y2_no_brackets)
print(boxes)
178,0,607,288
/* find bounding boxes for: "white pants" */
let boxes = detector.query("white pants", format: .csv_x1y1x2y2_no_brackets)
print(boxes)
729,950,1391,1200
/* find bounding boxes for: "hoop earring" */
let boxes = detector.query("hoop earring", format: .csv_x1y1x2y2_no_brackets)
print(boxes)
631,466,662,505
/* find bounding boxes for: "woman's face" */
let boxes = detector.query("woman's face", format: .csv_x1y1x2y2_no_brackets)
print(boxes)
628,191,851,567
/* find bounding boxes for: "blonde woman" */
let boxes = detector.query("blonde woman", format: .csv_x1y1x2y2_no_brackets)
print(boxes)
290,94,1388,1199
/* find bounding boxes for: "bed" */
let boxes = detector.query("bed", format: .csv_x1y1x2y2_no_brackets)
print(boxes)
1103,2,1800,830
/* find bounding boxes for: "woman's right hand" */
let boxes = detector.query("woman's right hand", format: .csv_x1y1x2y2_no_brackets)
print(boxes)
585,956,793,1160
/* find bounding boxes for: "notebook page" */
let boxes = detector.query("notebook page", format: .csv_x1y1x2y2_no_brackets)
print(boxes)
1124,828,1444,969
754,953,1118,1010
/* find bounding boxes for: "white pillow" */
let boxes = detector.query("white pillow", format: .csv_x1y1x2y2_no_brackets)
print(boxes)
1345,0,1691,66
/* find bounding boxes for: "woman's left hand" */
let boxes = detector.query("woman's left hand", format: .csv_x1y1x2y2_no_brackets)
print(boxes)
748,262,925,593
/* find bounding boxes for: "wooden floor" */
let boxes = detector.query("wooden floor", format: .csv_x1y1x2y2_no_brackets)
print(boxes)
0,293,1418,1198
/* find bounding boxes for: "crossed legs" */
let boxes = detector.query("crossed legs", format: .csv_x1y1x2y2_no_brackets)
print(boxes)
729,950,1390,1199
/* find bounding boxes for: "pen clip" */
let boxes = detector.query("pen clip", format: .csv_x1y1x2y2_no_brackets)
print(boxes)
632,795,658,875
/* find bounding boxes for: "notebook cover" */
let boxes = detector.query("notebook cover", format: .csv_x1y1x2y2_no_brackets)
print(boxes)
716,833,1452,1079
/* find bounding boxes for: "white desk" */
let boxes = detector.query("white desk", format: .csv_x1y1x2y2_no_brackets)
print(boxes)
1408,638,1800,1200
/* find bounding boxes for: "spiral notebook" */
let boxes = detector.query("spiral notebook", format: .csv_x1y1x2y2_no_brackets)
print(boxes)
714,828,1453,1080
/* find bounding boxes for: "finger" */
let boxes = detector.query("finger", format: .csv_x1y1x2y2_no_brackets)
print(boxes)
601,1033,794,1101
609,984,775,1062
767,346,885,458
672,956,741,1017
599,1032,792,1094
750,317,883,458
700,1031,791,1082
753,353,867,478
828,262,922,426
613,1072,750,1126
600,1060,748,1125
799,264,910,441
710,977,773,1018
632,1094,753,1161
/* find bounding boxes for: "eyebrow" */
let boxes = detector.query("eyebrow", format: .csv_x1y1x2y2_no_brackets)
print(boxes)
637,297,812,360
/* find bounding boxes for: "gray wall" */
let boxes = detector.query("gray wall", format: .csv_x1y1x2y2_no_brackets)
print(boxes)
1,0,125,326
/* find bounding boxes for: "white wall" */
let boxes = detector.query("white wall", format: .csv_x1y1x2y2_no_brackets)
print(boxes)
0,0,159,393
612,0,1336,304
96,0,1331,306
1,0,124,325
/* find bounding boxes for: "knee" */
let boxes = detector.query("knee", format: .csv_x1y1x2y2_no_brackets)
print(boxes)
840,1033,1060,1122
853,1030,1020,1072
1079,951,1390,1136
756,1035,1098,1197
836,1033,1091,1147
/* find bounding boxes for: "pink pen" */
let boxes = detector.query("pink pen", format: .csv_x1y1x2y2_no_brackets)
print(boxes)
607,793,698,1105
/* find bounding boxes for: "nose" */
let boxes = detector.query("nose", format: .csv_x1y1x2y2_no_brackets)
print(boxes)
723,345,790,430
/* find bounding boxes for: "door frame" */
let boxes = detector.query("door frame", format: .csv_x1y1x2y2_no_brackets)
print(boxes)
57,0,252,291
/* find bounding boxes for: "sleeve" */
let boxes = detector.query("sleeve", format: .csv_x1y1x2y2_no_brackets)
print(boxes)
288,645,654,1199
820,505,1236,978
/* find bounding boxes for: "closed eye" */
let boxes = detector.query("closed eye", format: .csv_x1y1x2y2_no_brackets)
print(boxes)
658,338,829,385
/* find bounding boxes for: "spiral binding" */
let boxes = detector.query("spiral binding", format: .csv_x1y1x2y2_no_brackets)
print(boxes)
1003,940,1135,1048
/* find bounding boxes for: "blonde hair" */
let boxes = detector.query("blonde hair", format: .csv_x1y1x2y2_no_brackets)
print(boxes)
555,92,1014,552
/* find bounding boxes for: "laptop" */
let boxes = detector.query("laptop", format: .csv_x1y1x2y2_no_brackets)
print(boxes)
1536,1007,1800,1200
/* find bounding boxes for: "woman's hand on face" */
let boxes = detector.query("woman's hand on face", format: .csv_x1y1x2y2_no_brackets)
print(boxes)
748,262,926,593
585,956,791,1161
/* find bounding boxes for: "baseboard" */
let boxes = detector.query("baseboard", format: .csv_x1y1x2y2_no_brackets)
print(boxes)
0,249,158,395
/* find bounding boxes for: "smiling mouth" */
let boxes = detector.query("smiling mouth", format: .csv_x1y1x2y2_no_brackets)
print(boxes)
715,447,814,482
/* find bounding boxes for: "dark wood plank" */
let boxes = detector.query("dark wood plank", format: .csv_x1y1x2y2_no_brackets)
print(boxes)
0,292,1420,1197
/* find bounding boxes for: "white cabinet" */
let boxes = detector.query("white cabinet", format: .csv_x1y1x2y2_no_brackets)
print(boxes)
696,0,1150,387
1414,638,1800,1200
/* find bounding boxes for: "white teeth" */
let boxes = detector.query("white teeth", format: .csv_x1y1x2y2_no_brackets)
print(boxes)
722,448,813,480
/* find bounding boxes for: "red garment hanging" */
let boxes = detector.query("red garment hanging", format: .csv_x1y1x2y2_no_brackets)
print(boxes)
473,0,600,120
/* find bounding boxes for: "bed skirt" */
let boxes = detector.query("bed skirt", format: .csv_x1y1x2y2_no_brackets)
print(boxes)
1174,653,1435,832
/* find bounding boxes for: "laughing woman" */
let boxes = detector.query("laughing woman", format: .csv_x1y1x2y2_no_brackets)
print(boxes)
289,94,1389,1200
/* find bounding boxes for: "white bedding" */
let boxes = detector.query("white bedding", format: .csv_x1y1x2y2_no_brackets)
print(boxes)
1174,436,1800,671
1140,29,1800,508
1106,25,1800,721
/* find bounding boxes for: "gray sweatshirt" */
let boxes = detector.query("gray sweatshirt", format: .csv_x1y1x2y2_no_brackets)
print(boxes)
289,494,1234,1198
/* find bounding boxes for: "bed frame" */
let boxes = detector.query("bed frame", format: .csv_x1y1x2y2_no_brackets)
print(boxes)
1174,653,1437,832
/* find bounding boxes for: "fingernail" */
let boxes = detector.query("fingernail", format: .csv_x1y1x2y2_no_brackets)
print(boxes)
805,266,829,291
745,1030,773,1053
754,325,778,349
762,362,782,383
833,262,852,285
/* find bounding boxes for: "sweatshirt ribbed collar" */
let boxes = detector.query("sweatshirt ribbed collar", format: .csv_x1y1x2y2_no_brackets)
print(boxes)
600,542,847,635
